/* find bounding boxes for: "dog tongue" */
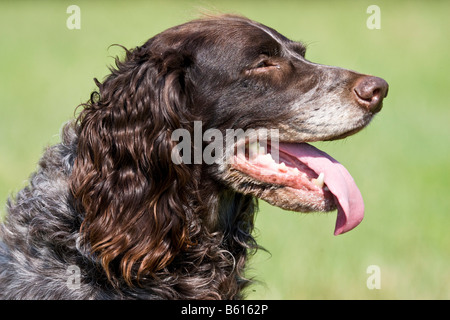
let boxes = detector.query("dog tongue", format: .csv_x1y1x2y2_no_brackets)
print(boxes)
278,142,364,235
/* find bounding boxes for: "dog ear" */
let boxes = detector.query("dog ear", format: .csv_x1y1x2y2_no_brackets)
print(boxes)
70,45,197,285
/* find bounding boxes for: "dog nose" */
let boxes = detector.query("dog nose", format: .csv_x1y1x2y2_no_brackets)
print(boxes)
353,76,389,113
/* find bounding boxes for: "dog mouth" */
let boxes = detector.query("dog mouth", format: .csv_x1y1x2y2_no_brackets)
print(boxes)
231,140,364,235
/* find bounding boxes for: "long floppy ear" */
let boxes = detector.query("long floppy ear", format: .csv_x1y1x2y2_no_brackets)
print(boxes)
70,45,196,285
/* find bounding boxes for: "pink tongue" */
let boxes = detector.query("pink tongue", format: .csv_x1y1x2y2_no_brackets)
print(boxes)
278,142,364,235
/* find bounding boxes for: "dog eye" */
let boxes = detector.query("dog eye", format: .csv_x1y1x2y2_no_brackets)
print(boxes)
254,57,279,69
256,60,270,68
245,57,280,75
245,60,280,76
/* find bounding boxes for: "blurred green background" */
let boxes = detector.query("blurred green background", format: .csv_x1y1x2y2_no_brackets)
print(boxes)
0,0,449,299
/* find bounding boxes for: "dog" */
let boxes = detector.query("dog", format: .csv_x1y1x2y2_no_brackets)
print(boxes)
0,14,388,299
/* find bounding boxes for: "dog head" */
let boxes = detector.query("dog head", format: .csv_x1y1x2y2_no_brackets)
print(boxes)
156,15,388,234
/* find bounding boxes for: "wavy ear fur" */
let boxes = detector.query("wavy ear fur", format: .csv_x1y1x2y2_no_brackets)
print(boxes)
70,45,196,285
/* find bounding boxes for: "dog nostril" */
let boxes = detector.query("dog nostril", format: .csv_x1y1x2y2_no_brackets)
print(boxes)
372,88,380,98
353,76,389,113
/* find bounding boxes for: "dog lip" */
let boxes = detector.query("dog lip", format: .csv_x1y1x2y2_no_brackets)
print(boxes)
231,147,324,192
230,153,336,213
231,141,335,192
230,140,365,235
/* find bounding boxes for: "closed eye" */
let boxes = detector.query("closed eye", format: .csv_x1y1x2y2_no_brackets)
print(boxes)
255,60,272,68
255,57,280,69
245,58,280,75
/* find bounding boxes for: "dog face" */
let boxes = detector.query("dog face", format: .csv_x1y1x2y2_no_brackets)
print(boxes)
151,15,388,234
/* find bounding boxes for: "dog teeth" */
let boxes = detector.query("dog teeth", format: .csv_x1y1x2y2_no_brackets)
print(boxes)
258,153,275,165
312,172,325,188
278,162,288,172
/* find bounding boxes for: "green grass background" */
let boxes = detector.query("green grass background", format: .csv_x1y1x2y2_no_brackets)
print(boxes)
0,0,448,299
